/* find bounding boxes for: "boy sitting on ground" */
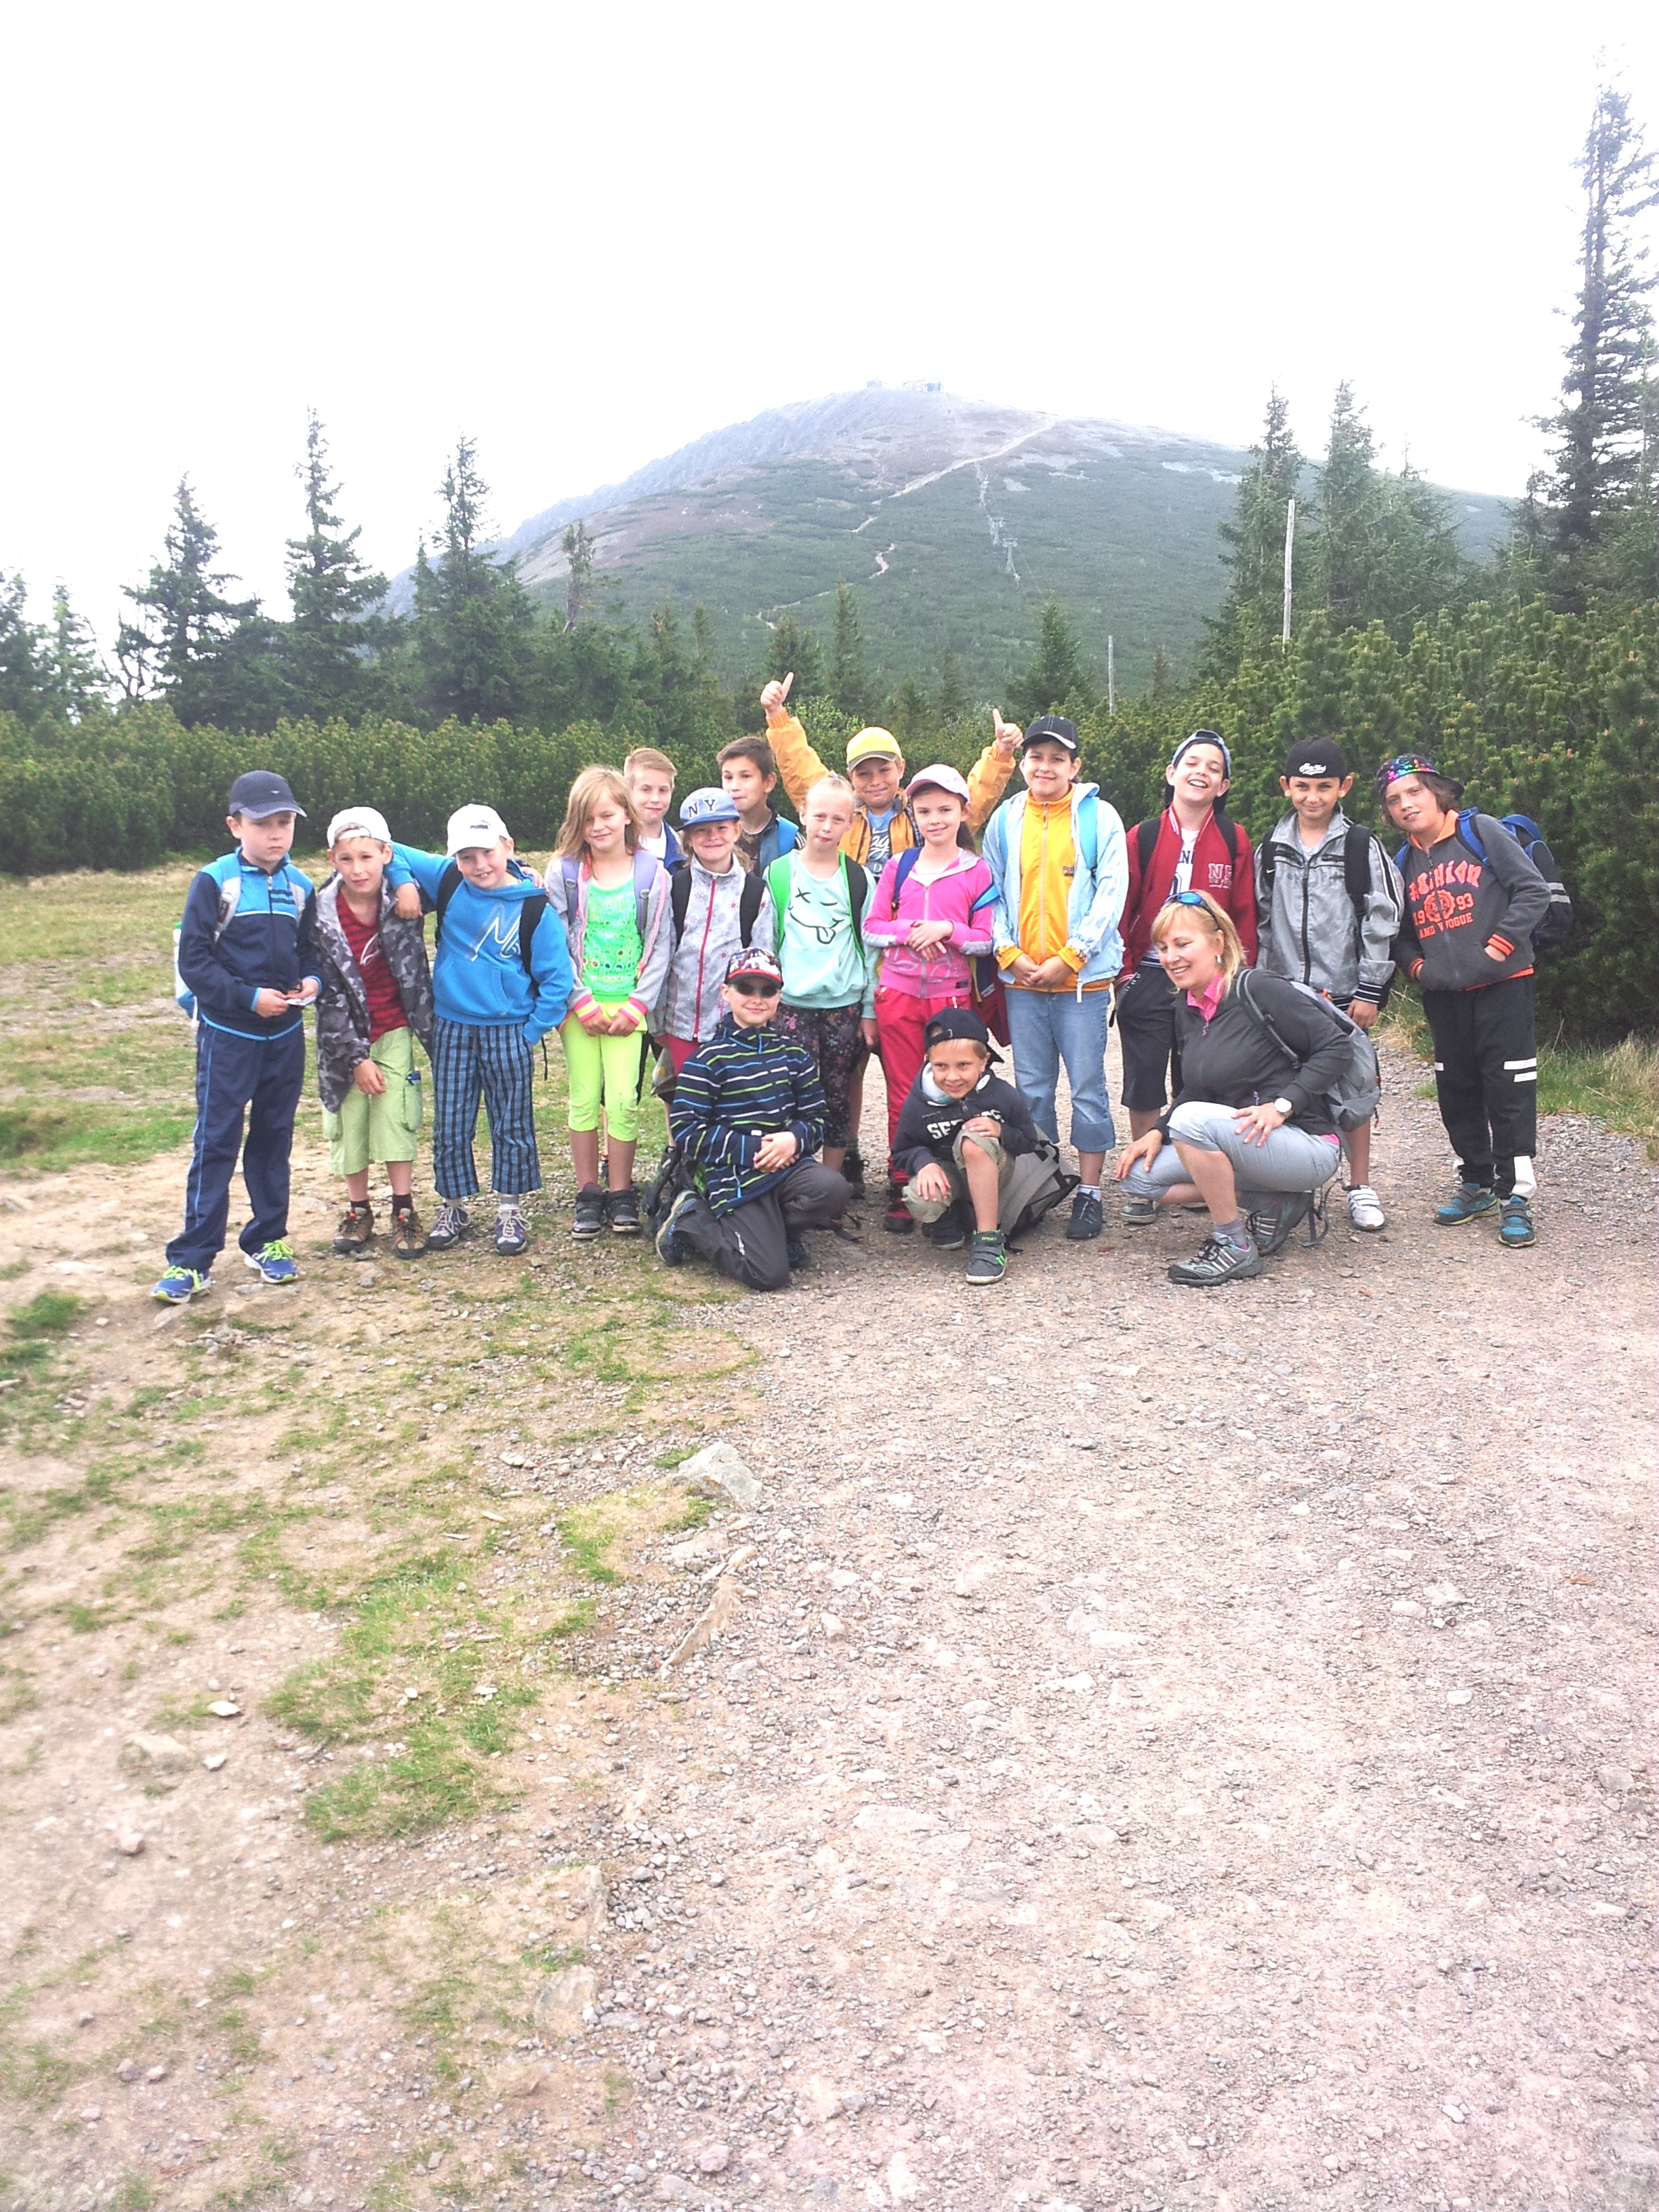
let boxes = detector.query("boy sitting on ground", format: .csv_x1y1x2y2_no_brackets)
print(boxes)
657,947,850,1291
893,1008,1045,1288
302,806,435,1260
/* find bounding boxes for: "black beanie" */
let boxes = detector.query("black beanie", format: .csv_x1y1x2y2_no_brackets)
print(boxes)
1282,736,1350,780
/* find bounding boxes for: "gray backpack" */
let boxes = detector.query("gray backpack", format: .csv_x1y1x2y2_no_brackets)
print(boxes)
1237,970,1381,1133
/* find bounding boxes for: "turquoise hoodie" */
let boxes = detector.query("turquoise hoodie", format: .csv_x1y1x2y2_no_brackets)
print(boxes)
392,848,575,1043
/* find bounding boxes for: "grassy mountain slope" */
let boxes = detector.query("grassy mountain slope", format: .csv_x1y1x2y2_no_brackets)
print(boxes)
468,390,1515,696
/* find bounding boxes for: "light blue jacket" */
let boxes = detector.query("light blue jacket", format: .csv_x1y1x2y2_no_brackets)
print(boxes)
981,782,1129,990
392,847,575,1044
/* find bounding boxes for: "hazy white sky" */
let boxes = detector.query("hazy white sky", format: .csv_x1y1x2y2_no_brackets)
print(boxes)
6,1,1657,644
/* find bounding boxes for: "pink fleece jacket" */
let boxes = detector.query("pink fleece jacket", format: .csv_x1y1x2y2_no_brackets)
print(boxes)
864,850,996,999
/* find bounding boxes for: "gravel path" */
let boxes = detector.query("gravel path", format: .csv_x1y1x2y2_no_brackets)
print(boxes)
0,1040,1652,2212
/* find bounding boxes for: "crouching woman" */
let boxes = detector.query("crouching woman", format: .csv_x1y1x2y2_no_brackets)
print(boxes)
1113,891,1351,1286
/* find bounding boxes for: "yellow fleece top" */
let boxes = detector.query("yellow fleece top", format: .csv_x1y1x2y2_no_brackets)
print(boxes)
764,709,1015,861
999,795,1104,988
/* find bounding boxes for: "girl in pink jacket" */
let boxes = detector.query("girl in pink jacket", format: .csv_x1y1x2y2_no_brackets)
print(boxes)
863,765,996,1231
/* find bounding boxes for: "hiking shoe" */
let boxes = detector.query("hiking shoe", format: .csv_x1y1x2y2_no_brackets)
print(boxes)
1498,1194,1536,1247
244,1240,298,1286
1435,1181,1498,1227
571,1184,606,1240
1345,1184,1386,1233
1168,1233,1264,1287
494,1205,529,1256
929,1204,968,1251
1065,1190,1104,1242
426,1202,470,1250
331,1202,375,1256
390,1205,427,1259
965,1230,1008,1287
1246,1191,1313,1258
786,1235,810,1271
656,1187,698,1267
842,1147,867,1200
607,1185,642,1235
152,1265,210,1305
1121,1192,1157,1227
882,1179,914,1234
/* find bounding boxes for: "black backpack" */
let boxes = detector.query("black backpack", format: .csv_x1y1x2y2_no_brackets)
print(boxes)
670,864,765,947
431,863,549,975
1134,811,1240,878
1259,822,1395,998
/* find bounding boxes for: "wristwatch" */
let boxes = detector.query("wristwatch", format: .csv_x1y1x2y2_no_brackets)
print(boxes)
1272,1097,1294,1117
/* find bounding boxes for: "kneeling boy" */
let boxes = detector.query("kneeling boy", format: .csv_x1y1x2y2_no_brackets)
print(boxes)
893,1008,1044,1288
657,948,848,1290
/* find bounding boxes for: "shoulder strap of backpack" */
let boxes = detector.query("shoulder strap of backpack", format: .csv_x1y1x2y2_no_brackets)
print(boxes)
1077,790,1099,874
517,893,549,975
766,853,794,926
433,861,462,944
1235,968,1300,1070
670,864,694,942
1455,809,1487,865
1214,810,1239,861
843,856,868,956
1135,815,1161,878
738,868,764,947
1343,824,1376,928
890,844,921,913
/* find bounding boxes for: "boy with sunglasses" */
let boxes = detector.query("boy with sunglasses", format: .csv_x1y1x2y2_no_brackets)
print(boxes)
656,947,851,1290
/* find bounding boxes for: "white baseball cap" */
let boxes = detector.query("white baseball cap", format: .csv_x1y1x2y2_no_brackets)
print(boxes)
445,803,510,856
326,805,392,848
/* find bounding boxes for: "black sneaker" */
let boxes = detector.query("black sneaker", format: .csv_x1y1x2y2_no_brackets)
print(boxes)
655,1188,698,1267
1065,1190,1104,1242
607,1185,642,1235
1168,1232,1264,1287
929,1204,968,1251
1246,1191,1312,1257
883,1178,915,1234
842,1148,867,1200
965,1230,1008,1287
1121,1193,1157,1227
571,1185,606,1240
785,1235,810,1270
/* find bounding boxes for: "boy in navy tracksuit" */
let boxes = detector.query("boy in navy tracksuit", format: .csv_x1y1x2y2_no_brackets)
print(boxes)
154,771,321,1303
389,802,575,1256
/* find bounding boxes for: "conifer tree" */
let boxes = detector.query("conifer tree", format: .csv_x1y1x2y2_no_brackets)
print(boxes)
1539,85,1659,609
115,479,263,724
412,438,535,724
1312,383,1376,629
1204,389,1305,678
937,647,968,722
46,585,107,719
766,613,822,699
284,411,389,718
562,519,596,632
1009,600,1092,720
1149,646,1175,704
830,581,869,720
0,571,46,718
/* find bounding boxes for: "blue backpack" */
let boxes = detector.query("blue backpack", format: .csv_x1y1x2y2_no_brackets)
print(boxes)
1397,810,1572,953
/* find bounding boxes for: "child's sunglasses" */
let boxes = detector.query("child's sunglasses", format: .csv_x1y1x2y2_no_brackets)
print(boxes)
730,977,782,998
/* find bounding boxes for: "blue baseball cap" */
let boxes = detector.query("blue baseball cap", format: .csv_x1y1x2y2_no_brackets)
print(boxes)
679,787,741,829
228,770,305,819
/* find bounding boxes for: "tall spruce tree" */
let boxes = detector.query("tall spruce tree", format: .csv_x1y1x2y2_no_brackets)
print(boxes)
284,411,389,719
937,647,968,722
766,613,822,699
830,581,869,720
115,479,264,724
0,571,46,718
1204,388,1305,677
1312,382,1376,629
46,586,107,719
1009,600,1092,720
411,438,535,724
1539,85,1658,610
562,518,595,631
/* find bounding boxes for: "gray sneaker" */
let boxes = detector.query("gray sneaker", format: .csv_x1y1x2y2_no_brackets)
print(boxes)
1121,1193,1157,1227
965,1230,1008,1287
1168,1232,1264,1288
655,1188,698,1267
426,1203,470,1251
929,1204,968,1251
1065,1190,1104,1242
571,1185,606,1240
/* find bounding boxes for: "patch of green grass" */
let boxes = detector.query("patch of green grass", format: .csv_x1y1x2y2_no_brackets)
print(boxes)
0,1257,32,1282
556,1499,627,1584
3,1290,82,1363
1,1461,126,1551
1384,995,1659,1153
111,2175,157,2211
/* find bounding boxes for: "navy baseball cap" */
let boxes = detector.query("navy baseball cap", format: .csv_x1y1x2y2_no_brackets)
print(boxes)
1023,715,1080,755
228,770,305,819
923,1006,1002,1061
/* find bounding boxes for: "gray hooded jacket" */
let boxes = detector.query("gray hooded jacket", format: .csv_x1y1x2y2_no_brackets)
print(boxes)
302,876,435,1113
1254,813,1403,1007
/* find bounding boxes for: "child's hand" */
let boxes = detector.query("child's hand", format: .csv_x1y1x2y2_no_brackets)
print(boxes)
860,1017,880,1050
991,708,1023,760
607,1004,642,1035
1009,953,1040,987
252,988,291,1019
1113,1129,1163,1180
392,884,424,922
912,1161,951,1203
753,1130,798,1172
576,1002,609,1033
906,920,954,953
760,672,795,718
961,1113,1000,1137
1025,954,1075,990
288,977,320,1006
352,1058,387,1095
1346,1000,1378,1031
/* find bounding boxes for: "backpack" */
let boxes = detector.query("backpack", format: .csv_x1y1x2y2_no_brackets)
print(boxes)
556,851,659,946
640,1139,699,1237
172,866,306,1021
1006,1135,1078,1241
1395,811,1573,953
1235,969,1382,1133
886,844,1004,1006
671,863,765,947
1258,821,1396,1001
766,852,869,958
1135,808,1238,882
433,862,549,975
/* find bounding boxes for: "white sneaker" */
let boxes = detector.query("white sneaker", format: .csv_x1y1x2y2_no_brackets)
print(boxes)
1346,1184,1386,1233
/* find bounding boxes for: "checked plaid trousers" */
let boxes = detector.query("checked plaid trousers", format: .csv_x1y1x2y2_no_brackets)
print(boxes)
430,1019,542,1200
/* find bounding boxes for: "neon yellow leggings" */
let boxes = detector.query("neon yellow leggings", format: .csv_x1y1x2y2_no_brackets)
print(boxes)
561,1007,644,1139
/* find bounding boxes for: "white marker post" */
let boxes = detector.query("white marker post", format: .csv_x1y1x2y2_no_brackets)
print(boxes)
1107,634,1115,718
1282,498,1296,644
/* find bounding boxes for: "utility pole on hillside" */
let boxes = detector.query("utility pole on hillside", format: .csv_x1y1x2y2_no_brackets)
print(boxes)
1107,634,1115,717
1281,499,1296,644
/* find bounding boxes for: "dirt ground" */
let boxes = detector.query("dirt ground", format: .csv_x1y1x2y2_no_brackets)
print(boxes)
0,1032,1652,2212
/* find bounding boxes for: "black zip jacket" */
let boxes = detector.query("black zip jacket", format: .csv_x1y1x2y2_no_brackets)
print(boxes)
890,1068,1040,1180
1160,970,1352,1139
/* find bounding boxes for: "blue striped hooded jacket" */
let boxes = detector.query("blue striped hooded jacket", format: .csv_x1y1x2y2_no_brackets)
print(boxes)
668,1014,827,1216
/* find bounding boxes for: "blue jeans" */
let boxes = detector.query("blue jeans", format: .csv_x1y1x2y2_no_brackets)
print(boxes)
1004,987,1116,1155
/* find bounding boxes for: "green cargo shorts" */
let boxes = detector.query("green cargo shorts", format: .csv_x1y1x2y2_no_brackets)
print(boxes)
324,1026,422,1176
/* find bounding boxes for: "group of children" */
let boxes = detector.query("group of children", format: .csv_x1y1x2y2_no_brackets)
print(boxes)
152,699,1555,1304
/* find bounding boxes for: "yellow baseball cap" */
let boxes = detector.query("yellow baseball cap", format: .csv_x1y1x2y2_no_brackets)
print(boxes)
846,726,902,768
